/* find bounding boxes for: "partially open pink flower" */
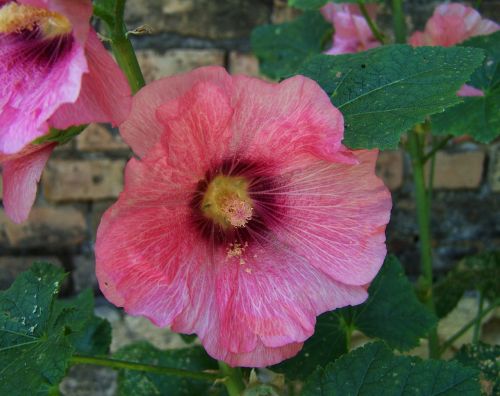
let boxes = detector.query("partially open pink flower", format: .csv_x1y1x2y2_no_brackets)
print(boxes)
0,0,131,223
409,3,499,47
96,66,391,367
321,3,380,55
410,3,498,98
0,0,131,155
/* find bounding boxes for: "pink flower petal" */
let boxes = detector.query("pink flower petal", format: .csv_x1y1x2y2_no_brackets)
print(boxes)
1,143,55,223
121,66,232,158
50,29,132,128
409,3,499,47
97,67,392,366
457,84,484,97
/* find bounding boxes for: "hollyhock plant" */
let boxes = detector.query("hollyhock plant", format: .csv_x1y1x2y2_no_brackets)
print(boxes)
95,66,392,367
410,3,498,99
0,0,131,222
321,2,380,55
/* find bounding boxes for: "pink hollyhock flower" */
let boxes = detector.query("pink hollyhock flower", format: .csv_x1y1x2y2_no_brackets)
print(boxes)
409,3,499,47
321,3,380,55
409,3,498,99
95,66,392,367
0,0,131,223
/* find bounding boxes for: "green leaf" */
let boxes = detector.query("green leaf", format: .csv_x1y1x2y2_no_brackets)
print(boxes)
272,311,347,380
434,252,500,319
297,45,485,149
301,342,481,396
273,256,436,379
53,290,112,355
33,125,86,146
114,342,224,396
288,0,328,9
432,31,500,143
92,0,117,29
346,255,437,350
251,11,332,80
288,0,381,8
0,263,73,396
180,333,198,344
455,343,499,396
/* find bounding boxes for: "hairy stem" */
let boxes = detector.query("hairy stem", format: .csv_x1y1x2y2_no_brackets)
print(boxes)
71,355,221,381
109,0,145,93
407,130,439,358
358,2,385,44
391,0,407,43
218,362,245,396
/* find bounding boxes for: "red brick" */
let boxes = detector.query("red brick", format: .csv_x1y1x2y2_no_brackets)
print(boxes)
376,150,404,190
0,207,86,248
43,159,125,202
76,124,129,152
426,151,485,189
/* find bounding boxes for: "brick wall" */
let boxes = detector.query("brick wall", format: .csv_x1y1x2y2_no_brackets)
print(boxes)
1,0,499,294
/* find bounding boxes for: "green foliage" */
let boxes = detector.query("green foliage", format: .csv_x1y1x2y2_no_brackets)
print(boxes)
297,45,485,149
93,0,117,29
301,342,481,396
455,343,500,396
114,342,225,396
288,0,381,8
288,0,329,9
434,252,500,319
432,31,500,143
0,263,72,396
251,12,332,80
0,263,111,395
33,125,86,146
273,256,436,379
344,255,437,350
272,311,347,379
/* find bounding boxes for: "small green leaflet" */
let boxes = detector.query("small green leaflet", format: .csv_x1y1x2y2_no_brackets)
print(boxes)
114,342,225,396
298,45,485,149
251,11,332,80
0,263,111,396
33,125,86,146
301,342,481,396
432,31,500,143
273,256,436,379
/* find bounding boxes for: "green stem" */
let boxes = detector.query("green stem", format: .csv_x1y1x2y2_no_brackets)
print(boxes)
422,135,452,163
218,362,245,396
71,355,221,381
109,0,145,93
440,301,498,354
391,0,407,43
407,130,439,358
472,292,485,343
358,2,385,44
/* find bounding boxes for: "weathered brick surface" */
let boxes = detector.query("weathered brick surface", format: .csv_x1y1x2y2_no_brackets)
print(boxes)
76,124,129,152
0,207,86,249
125,0,271,39
376,150,404,191
72,255,98,293
137,49,225,83
0,256,63,290
228,52,260,77
43,159,126,202
488,143,500,192
426,150,485,189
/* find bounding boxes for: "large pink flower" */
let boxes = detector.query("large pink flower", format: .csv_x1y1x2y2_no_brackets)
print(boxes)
321,3,380,55
409,3,499,47
95,66,391,367
0,0,131,223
